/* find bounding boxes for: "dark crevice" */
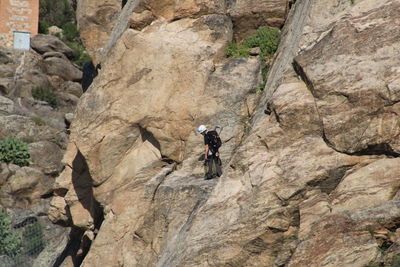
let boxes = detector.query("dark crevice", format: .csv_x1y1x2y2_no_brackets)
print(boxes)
53,150,105,266
292,59,316,97
290,207,300,227
306,165,353,194
273,109,281,123
53,227,84,267
139,126,161,152
161,156,176,164
322,125,400,158
122,0,128,8
151,164,176,202
40,191,54,199
350,143,400,157
54,188,68,197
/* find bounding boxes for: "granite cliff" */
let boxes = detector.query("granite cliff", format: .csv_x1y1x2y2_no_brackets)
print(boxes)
47,0,400,266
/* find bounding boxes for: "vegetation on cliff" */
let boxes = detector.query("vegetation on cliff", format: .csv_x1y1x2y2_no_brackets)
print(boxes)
0,213,21,259
0,213,46,264
226,27,280,60
0,137,31,166
38,0,90,67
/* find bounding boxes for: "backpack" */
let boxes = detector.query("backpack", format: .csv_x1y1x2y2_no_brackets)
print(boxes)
207,130,222,152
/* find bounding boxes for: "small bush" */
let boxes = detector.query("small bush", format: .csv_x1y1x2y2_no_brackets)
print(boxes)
39,0,75,28
390,254,400,267
0,213,22,259
244,27,280,58
22,222,45,256
32,87,58,108
0,137,31,166
65,41,92,68
226,42,250,58
62,22,79,42
226,27,280,59
38,20,50,34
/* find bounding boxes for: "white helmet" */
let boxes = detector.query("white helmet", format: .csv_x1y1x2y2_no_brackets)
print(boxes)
197,125,207,133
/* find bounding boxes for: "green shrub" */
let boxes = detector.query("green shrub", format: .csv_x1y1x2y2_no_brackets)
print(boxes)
39,0,75,28
65,41,92,68
390,254,400,267
0,213,22,259
38,20,50,34
0,137,31,166
62,22,79,42
244,27,280,58
22,222,45,256
31,117,46,126
226,42,251,58
226,27,280,59
32,87,58,108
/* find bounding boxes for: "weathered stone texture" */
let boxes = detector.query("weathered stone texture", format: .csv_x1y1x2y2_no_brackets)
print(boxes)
50,0,400,266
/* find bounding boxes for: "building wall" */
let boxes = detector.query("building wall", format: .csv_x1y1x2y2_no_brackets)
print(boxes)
0,0,39,47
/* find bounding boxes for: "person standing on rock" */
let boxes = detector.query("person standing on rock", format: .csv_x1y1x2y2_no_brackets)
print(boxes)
197,125,222,180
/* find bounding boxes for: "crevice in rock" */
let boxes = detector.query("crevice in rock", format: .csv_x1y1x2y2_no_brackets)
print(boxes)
289,207,300,227
306,165,354,194
122,0,128,8
40,191,54,199
54,150,105,266
139,125,161,151
272,108,281,123
292,59,316,97
53,227,84,267
350,143,400,157
151,164,176,201
54,188,68,197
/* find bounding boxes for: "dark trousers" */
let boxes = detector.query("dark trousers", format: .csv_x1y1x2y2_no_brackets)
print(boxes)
206,153,222,179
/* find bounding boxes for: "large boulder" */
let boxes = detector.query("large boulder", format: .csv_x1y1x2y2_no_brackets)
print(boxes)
31,34,75,59
1,167,53,206
12,69,52,98
29,141,64,175
60,81,83,97
43,57,82,82
294,0,400,155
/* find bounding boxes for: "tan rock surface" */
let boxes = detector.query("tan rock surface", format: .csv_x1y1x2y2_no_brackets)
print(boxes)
294,0,400,154
29,141,64,175
76,0,122,64
50,0,400,266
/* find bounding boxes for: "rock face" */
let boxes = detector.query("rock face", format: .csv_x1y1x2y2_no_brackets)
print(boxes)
76,0,122,64
0,37,83,266
77,0,289,64
50,0,400,266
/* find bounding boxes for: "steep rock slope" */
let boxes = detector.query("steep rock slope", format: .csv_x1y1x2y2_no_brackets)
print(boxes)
51,0,400,266
0,35,84,266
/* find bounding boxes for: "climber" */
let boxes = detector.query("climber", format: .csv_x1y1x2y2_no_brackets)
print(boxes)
197,125,222,180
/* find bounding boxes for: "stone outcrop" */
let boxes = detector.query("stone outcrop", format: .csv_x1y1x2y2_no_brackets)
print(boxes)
77,0,289,64
31,34,75,59
0,36,83,266
48,0,400,266
76,0,122,64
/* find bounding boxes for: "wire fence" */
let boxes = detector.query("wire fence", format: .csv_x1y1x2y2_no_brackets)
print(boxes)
0,213,45,267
